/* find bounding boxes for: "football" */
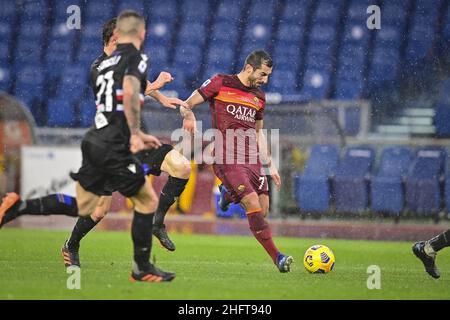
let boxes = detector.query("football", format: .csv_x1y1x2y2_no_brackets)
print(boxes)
303,245,335,273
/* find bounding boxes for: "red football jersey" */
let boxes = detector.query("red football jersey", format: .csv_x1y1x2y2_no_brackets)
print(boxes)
197,74,266,164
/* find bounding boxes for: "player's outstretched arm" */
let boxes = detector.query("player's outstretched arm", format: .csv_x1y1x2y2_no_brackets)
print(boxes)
123,74,144,153
256,120,281,190
146,86,189,110
145,72,173,93
180,90,205,134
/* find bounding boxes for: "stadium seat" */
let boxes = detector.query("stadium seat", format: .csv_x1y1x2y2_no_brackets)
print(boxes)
0,66,11,92
78,98,96,128
332,146,375,213
14,66,45,108
371,147,413,215
295,144,339,212
116,0,145,16
55,66,90,102
85,0,114,20
280,0,310,24
147,20,174,46
435,103,450,137
300,70,330,100
0,0,16,24
47,98,76,127
313,0,342,25
180,0,210,22
405,147,446,215
149,0,178,21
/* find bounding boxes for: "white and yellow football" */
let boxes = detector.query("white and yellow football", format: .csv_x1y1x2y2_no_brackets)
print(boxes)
303,244,335,273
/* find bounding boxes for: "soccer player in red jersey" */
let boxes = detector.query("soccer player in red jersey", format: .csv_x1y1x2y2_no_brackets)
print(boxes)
181,50,293,272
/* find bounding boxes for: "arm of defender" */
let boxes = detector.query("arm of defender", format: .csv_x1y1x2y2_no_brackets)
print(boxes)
123,75,144,153
256,120,281,190
147,87,189,109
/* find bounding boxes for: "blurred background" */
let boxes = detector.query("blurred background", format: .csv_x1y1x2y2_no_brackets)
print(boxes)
1,0,450,234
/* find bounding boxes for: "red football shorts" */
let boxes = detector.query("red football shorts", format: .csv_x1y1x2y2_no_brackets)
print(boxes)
213,164,269,203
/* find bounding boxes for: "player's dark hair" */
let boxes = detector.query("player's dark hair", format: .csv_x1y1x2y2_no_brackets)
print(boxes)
102,17,117,46
244,50,273,70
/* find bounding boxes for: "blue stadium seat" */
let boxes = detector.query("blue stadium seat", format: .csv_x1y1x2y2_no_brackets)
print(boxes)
85,0,114,20
0,41,9,66
47,98,76,127
281,0,309,24
180,0,210,22
313,0,342,25
178,23,207,44
335,80,363,100
405,147,446,215
14,66,45,108
295,144,339,212
76,38,103,64
216,0,247,22
55,66,90,102
371,147,413,215
14,39,42,65
147,21,174,46
211,22,239,43
269,70,298,94
20,0,48,23
381,0,409,27
82,21,104,40
309,24,336,44
145,45,169,68
0,0,16,23
247,0,276,24
0,66,11,92
272,44,302,71
78,98,96,128
206,46,235,69
149,0,178,21
435,103,450,137
444,5,450,41
173,45,203,75
332,146,375,213
300,69,330,99
277,23,304,46
116,0,145,16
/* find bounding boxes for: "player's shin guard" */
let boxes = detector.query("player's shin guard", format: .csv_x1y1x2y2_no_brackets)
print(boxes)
154,176,188,226
18,194,78,217
67,216,98,251
131,211,154,269
247,210,279,264
429,228,450,252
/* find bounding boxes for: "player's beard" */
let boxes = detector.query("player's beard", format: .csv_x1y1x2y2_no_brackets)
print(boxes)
248,74,261,88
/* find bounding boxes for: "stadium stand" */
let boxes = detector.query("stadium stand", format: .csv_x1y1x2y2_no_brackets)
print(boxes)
0,0,447,129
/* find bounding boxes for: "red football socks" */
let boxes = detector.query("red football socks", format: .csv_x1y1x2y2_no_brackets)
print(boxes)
247,210,279,264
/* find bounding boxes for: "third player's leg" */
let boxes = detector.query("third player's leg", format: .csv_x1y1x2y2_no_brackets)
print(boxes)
160,149,191,179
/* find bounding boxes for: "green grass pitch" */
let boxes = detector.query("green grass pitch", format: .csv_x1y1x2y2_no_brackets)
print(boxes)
0,228,449,300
